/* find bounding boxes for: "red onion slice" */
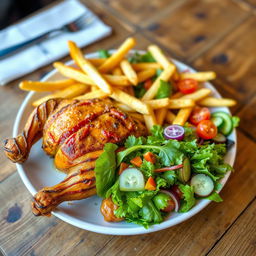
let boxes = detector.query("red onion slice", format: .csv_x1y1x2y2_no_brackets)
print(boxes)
161,190,180,212
164,125,185,141
154,164,183,173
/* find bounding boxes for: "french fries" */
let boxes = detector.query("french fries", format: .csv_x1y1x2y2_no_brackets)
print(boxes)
155,108,168,126
165,111,176,124
68,41,112,94
181,88,212,101
180,72,216,82
144,107,157,131
132,63,162,71
168,99,195,109
142,65,175,100
99,37,136,73
75,90,108,100
32,83,88,107
19,79,74,92
137,69,156,83
198,97,237,107
144,98,169,109
111,88,150,115
19,37,237,134
172,108,193,126
54,62,131,87
120,59,138,85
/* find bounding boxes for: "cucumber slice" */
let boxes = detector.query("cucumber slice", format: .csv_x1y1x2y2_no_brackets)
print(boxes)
211,112,233,136
191,174,214,197
119,168,145,191
211,116,223,128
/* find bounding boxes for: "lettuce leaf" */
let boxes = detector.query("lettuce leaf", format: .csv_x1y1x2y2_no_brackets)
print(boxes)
98,49,110,58
128,51,155,63
206,192,223,202
155,80,172,99
95,143,118,197
178,184,196,212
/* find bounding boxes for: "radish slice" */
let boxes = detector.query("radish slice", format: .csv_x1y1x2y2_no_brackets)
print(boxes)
191,174,214,197
164,125,185,141
154,164,183,172
161,190,180,212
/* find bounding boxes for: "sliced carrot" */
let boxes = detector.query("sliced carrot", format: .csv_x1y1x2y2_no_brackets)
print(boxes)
145,176,156,191
143,152,156,164
130,156,143,167
118,162,129,175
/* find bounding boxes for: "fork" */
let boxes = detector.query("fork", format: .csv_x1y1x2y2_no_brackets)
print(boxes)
0,13,94,58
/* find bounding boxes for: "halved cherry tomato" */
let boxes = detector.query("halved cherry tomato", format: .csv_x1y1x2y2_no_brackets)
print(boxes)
177,78,198,94
144,79,153,90
171,185,183,199
189,106,211,125
196,120,217,140
143,152,156,164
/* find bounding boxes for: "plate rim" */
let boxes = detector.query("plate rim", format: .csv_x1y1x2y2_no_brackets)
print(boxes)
13,50,237,235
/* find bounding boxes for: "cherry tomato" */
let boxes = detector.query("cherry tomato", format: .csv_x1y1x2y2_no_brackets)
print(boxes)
196,120,217,140
178,79,198,94
144,79,153,90
189,106,211,125
162,198,176,213
171,185,183,199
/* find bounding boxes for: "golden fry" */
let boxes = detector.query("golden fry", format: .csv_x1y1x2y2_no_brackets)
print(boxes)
144,98,169,109
75,89,108,100
172,107,193,126
142,65,175,100
32,83,88,107
111,88,150,114
68,41,112,94
120,59,138,85
198,97,237,107
155,108,168,125
165,111,176,124
144,107,157,132
132,63,162,71
112,67,123,76
99,37,136,73
88,58,105,66
115,103,135,112
54,62,130,87
181,88,211,101
171,92,183,99
137,69,156,83
180,72,216,82
19,79,74,92
168,99,195,109
148,44,179,79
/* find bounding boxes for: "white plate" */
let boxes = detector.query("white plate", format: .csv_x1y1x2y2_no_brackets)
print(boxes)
13,51,237,235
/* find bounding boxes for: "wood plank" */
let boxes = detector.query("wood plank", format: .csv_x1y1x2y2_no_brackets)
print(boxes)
0,173,112,256
93,131,256,256
208,199,256,256
242,0,256,7
193,16,256,109
100,0,186,26
143,0,249,60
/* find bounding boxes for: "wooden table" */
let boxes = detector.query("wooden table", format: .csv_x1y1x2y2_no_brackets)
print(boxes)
1,0,256,255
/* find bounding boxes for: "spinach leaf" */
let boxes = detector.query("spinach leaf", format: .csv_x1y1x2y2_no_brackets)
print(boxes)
95,143,118,197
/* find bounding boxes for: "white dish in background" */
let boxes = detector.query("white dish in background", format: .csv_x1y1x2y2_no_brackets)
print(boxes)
13,51,237,235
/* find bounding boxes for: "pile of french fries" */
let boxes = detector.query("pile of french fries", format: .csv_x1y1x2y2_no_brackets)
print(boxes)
19,37,236,132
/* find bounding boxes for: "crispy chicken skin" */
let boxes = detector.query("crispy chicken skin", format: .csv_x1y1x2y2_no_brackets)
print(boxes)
4,98,147,218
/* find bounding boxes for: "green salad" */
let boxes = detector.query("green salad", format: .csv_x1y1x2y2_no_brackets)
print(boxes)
95,125,235,228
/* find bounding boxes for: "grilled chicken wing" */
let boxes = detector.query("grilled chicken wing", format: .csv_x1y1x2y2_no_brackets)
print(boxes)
4,98,147,218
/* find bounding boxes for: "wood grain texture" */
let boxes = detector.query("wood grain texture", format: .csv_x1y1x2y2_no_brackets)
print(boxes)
193,16,256,109
144,0,249,60
208,199,256,256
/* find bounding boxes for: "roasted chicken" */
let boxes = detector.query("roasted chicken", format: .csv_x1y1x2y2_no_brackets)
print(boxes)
4,98,147,217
